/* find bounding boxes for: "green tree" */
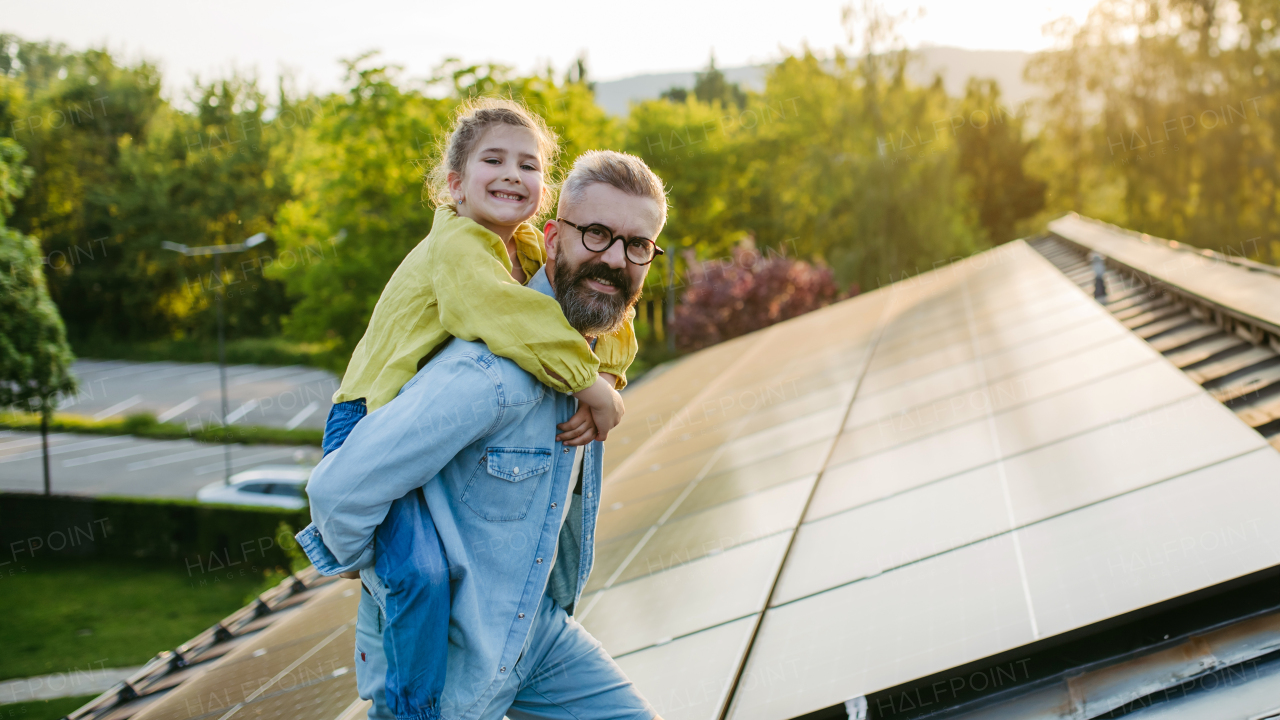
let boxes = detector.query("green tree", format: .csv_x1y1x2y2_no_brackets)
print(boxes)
754,51,986,289
269,58,454,371
693,56,748,109
625,94,741,266
1,37,168,339
103,75,295,343
1024,0,1279,262
660,56,748,109
270,57,623,372
2,38,298,348
0,138,76,494
954,78,1045,244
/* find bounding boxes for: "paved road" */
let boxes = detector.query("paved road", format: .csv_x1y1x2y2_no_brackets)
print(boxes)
0,430,320,499
53,360,339,430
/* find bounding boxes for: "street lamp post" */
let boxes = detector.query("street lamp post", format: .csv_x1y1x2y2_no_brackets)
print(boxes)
163,233,267,484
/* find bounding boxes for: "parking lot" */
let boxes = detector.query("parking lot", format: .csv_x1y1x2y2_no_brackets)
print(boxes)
0,430,320,499
52,359,339,430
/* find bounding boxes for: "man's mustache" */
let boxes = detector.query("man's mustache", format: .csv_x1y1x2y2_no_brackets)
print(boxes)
569,260,635,300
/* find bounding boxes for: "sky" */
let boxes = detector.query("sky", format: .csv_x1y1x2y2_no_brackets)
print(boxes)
1,0,1099,97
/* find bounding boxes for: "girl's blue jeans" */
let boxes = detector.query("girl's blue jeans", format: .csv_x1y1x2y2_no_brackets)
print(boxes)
323,399,448,720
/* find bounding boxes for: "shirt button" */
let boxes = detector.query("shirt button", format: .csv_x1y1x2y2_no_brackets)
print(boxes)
500,666,506,673
513,466,520,474
550,502,557,509
563,447,570,453
518,613,525,619
536,558,543,564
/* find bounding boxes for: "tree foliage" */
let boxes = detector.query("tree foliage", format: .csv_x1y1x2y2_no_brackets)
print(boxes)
1024,0,1280,261
954,79,1046,244
4,0,1276,366
661,56,748,109
0,138,76,411
268,58,622,370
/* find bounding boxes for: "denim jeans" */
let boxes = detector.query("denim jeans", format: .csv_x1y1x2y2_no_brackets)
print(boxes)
323,399,448,720
322,399,368,457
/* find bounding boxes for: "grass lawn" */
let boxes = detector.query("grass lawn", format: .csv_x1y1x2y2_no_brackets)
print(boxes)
0,558,266,682
0,694,100,720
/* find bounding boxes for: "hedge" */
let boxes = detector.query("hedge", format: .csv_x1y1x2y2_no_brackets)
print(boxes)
0,493,312,576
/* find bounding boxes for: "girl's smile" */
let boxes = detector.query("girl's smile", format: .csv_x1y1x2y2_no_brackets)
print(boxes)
449,124,546,242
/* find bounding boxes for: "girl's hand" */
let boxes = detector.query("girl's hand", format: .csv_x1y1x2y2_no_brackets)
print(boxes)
586,385,624,441
572,375,627,442
557,403,598,446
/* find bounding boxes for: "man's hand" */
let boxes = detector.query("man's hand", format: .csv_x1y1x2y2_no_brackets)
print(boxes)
339,571,360,580
556,403,598,446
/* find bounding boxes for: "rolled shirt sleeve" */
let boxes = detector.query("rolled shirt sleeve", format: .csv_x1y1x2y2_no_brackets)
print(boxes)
594,306,638,390
430,226,601,395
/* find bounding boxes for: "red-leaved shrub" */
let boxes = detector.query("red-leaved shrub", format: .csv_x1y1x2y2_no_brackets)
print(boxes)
672,240,845,352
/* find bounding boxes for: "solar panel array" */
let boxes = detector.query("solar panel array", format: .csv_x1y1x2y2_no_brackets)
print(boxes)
87,230,1280,720
587,239,1280,720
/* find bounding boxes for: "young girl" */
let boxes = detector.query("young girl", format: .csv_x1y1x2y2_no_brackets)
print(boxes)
321,98,637,720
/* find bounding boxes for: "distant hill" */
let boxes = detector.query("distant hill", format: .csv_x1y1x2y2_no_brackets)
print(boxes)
592,46,1038,116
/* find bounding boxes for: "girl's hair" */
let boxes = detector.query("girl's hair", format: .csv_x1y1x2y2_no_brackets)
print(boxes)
426,97,561,217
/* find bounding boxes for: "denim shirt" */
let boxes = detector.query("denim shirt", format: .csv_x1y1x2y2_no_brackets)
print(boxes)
297,267,602,719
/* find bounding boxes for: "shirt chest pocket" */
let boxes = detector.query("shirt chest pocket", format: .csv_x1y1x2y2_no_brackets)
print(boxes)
461,447,553,522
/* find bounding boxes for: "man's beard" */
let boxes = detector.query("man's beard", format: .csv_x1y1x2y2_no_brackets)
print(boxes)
554,258,641,337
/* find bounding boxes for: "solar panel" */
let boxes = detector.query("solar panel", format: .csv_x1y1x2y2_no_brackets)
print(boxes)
774,464,1009,604
730,534,1037,720
578,531,791,657
1019,448,1280,638
589,475,813,592
616,616,758,720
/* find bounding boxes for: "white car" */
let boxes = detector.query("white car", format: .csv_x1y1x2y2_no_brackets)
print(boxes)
196,465,311,509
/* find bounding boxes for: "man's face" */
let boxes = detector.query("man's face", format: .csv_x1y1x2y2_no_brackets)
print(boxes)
544,182,662,337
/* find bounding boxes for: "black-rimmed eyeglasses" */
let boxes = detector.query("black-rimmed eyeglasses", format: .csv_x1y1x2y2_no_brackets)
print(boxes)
558,219,664,265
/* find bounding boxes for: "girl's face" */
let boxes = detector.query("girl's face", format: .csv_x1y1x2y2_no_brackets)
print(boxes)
448,124,546,235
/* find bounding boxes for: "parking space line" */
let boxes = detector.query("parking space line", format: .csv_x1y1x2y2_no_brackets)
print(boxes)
0,434,73,452
194,449,298,475
0,436,132,464
126,446,227,471
147,365,218,381
230,366,308,386
225,400,260,424
69,360,132,377
283,371,339,386
285,402,321,430
83,363,170,382
92,395,143,420
158,396,201,423
62,442,172,467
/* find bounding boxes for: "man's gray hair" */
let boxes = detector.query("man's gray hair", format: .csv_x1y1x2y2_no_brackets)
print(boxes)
559,150,668,228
